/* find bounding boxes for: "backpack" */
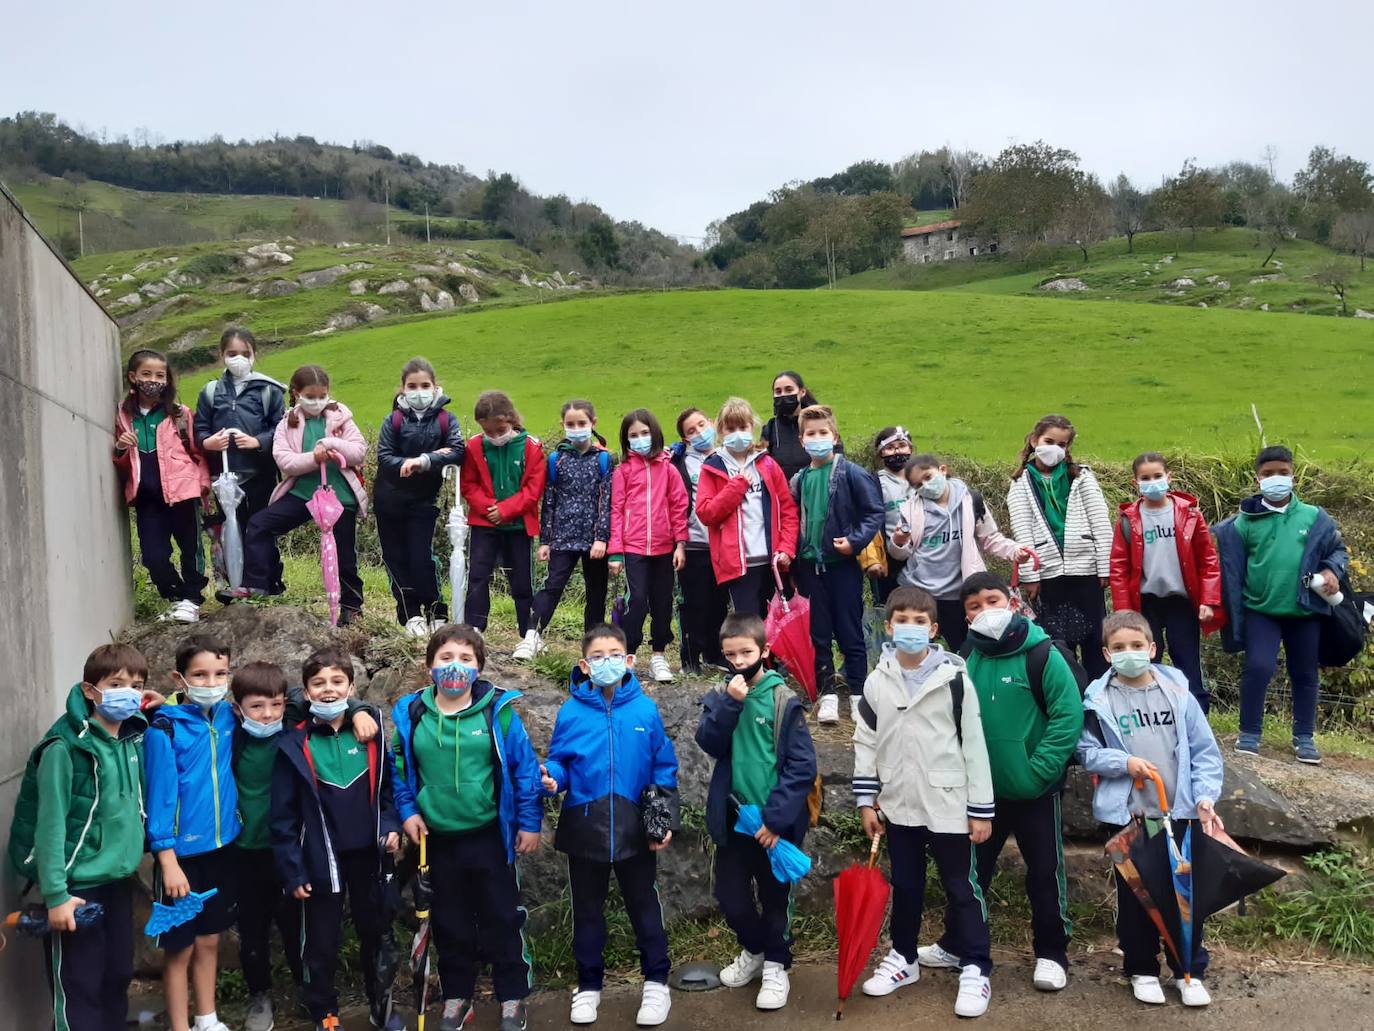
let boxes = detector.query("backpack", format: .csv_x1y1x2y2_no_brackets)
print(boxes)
390,408,452,438
957,637,1091,718
201,378,276,418
770,687,823,827
548,448,611,484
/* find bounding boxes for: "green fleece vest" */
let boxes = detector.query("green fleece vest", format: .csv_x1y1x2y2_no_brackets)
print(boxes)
234,735,278,850
1237,498,1319,618
730,672,783,806
411,688,499,833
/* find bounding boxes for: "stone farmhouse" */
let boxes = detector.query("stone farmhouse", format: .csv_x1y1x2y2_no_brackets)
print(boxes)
899,219,997,263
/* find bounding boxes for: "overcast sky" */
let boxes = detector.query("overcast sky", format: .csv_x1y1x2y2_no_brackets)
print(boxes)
5,0,1371,240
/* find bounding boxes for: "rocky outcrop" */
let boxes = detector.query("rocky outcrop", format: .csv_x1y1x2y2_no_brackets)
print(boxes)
1039,277,1087,292
247,279,300,298
377,280,410,295
458,283,480,304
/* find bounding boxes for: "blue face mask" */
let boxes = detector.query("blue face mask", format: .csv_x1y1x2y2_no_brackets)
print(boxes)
1138,478,1169,500
432,662,478,697
891,624,931,655
94,686,142,723
187,684,228,709
629,436,653,456
1110,650,1153,679
587,655,627,687
310,698,349,721
917,472,947,500
241,717,283,739
689,427,716,452
724,431,753,453
1259,474,1293,502
804,438,834,459
566,427,593,444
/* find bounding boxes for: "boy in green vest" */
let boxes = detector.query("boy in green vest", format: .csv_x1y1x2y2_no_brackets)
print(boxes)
8,643,151,1031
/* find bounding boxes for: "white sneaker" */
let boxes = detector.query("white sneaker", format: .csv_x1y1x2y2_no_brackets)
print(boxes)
430,616,446,633
954,965,990,1017
404,615,430,638
1033,958,1066,991
1177,978,1211,1007
569,990,601,1024
755,962,790,1010
817,694,839,724
1131,975,1166,1005
862,948,920,996
849,695,861,723
636,982,671,1026
512,629,543,661
649,653,674,683
917,943,962,969
719,948,765,988
159,599,200,623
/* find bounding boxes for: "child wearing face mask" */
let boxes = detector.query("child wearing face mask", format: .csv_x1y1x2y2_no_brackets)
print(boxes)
1078,611,1223,1009
916,574,1083,996
238,364,368,624
697,397,799,620
145,637,244,1031
391,625,543,1031
461,390,547,640
1109,452,1223,713
272,649,403,1030
868,427,915,605
608,408,689,684
889,453,1033,652
1005,414,1114,677
669,406,731,672
8,644,152,1031
522,400,615,660
1212,445,1349,764
539,623,679,1026
194,327,287,600
114,348,211,625
376,357,466,636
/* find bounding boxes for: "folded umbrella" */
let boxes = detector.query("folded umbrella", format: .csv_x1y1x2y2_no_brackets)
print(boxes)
766,559,816,701
305,458,347,626
733,803,811,883
442,466,468,624
145,889,219,938
210,447,246,590
610,571,628,627
833,833,890,1019
410,834,435,1031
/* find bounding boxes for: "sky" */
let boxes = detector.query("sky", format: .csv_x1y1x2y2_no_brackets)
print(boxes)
4,0,1372,241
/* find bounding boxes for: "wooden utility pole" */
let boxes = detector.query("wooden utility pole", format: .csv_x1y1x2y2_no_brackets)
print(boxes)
78,209,85,258
425,203,431,244
384,178,391,245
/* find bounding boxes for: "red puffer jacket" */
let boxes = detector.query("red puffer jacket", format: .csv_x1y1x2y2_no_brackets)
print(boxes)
1109,491,1224,634
461,433,546,538
695,450,798,584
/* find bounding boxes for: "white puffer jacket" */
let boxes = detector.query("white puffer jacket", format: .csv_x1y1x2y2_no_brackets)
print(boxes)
1006,465,1113,582
852,647,995,833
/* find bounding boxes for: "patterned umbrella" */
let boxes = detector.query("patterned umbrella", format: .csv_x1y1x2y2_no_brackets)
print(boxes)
305,459,346,626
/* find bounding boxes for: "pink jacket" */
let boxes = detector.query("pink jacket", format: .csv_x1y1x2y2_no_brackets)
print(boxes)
269,402,370,517
609,450,689,557
113,402,210,506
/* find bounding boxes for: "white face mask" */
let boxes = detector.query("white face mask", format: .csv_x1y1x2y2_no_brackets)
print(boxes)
485,430,517,447
404,389,435,411
1034,443,1066,468
970,607,1014,641
225,355,253,379
299,397,330,416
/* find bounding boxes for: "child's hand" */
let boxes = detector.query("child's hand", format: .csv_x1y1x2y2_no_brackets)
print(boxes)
515,830,541,855
1099,576,1110,588
292,883,313,900
673,543,686,571
159,855,190,899
774,552,792,570
832,537,854,556
1197,799,1221,834
860,806,884,839
590,541,607,560
1126,756,1158,781
1016,546,1037,564
351,708,379,742
403,814,428,845
1317,569,1340,595
234,433,261,450
486,504,503,524
201,430,228,452
116,430,138,451
47,896,85,934
864,564,883,578
892,527,911,547
140,689,165,712
537,545,551,562
1021,582,1040,602
312,441,331,464
969,818,992,844
649,831,673,852
539,764,559,794
727,675,749,702
383,832,401,854
400,458,424,478
754,826,780,849
1197,604,1215,624
609,560,623,576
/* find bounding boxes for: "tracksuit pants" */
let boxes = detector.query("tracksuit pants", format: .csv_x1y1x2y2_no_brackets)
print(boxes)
1114,818,1210,980
1140,593,1209,711
300,847,390,1020
1240,608,1321,738
568,851,670,990
429,824,531,1002
624,553,675,655
938,792,1071,968
466,526,534,635
243,494,364,614
134,497,207,603
936,598,969,652
236,846,302,995
377,502,446,625
714,833,795,967
532,549,610,633
796,557,867,697
45,879,132,1031
726,565,773,620
676,547,728,671
886,823,991,975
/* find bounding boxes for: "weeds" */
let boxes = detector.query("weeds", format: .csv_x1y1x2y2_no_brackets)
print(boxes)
1228,848,1374,957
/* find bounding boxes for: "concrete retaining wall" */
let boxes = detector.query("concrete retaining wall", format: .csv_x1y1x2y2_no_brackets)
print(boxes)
0,183,131,1024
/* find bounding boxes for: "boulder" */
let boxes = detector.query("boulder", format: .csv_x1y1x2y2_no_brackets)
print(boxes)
169,328,210,353
412,277,434,291
1168,278,1196,288
1197,302,1208,308
378,280,410,295
1250,274,1281,284
411,264,443,274
246,242,285,258
267,252,294,265
435,290,455,309
248,279,300,298
458,283,480,304
1261,303,1271,311
140,281,174,299
207,280,250,295
1161,254,1174,263
1355,309,1374,320
1038,277,1088,292
1215,280,1230,290
325,312,361,331
240,255,262,271
348,279,369,295
419,292,439,312
120,273,135,282
361,303,386,322
298,265,351,290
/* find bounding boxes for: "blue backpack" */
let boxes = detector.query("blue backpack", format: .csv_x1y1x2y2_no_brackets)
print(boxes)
547,449,611,484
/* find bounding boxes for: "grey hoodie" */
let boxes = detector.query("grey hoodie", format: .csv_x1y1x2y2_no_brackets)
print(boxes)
720,448,769,565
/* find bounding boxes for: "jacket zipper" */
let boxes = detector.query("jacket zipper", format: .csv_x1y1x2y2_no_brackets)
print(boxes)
644,457,654,554
208,715,222,848
605,698,616,861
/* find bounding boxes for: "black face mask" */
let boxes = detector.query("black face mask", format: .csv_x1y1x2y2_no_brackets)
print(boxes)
881,452,909,472
773,395,800,418
731,655,766,684
136,380,166,399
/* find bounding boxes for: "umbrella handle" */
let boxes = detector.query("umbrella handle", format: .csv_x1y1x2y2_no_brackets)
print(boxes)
867,832,881,868
772,556,790,614
419,831,427,870
1010,550,1041,589
1134,770,1171,814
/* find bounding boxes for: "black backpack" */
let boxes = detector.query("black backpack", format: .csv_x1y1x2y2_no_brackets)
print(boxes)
956,636,1090,717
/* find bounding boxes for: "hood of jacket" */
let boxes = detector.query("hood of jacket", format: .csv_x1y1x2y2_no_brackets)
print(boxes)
1116,489,1202,519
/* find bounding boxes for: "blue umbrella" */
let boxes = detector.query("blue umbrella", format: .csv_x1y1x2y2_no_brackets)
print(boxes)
734,803,811,883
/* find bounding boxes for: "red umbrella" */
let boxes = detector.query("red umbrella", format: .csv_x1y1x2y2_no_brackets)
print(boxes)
767,559,817,701
833,832,890,1019
1009,551,1041,619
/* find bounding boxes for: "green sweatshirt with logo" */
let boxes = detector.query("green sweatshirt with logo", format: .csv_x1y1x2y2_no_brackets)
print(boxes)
730,671,785,806
410,687,499,832
1236,498,1320,618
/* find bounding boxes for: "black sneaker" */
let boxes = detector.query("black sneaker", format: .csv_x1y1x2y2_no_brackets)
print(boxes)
498,1000,528,1031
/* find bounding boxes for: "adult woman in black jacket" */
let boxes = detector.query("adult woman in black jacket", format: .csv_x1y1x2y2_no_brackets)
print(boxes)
761,371,843,482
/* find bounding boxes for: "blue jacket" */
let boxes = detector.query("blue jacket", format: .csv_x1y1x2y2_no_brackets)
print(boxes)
1212,496,1349,653
695,675,817,846
540,442,614,552
374,396,466,512
193,371,286,483
390,680,543,864
787,454,884,567
145,699,242,857
1077,665,1224,824
542,668,678,862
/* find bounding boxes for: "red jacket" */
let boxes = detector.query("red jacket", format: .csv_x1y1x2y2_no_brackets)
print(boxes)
695,451,799,583
460,433,546,538
608,451,688,557
1110,491,1224,634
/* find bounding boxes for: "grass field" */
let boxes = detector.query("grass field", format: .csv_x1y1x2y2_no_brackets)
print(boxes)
173,287,1374,464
